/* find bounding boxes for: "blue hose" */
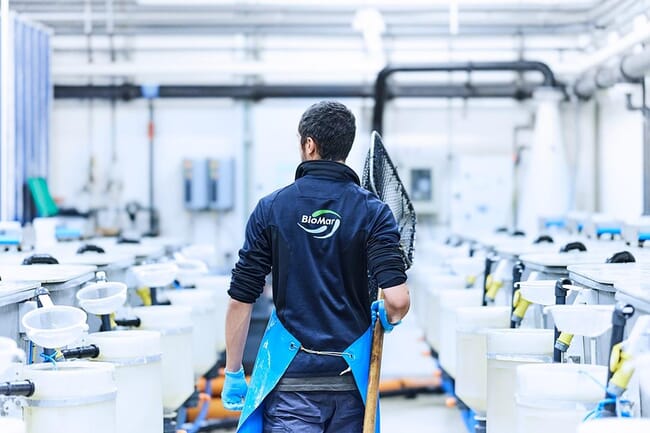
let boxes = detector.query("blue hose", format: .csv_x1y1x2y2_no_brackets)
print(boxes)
188,379,212,433
583,398,633,420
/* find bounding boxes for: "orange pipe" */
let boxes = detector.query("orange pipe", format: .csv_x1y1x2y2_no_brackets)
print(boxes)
186,397,241,422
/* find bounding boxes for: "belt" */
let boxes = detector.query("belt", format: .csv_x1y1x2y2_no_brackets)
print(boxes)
275,374,357,392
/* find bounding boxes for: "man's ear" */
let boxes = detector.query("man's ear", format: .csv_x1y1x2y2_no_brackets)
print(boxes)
304,137,320,159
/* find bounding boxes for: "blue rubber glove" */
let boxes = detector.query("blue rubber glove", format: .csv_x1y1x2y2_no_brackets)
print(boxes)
371,299,401,333
221,367,248,411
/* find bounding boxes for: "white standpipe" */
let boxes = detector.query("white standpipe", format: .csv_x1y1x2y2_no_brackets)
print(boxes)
517,88,570,235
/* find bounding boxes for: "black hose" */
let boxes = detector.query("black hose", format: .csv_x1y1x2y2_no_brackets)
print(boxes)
61,345,100,360
606,251,636,263
77,244,106,254
114,318,141,327
0,380,35,397
22,254,59,265
559,241,587,253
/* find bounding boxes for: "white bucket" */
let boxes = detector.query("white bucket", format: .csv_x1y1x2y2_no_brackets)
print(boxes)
23,362,117,433
486,329,554,433
0,418,25,433
131,306,194,411
407,267,459,331
576,418,650,433
194,275,230,351
423,276,468,350
454,306,510,413
0,337,24,375
438,289,484,378
515,363,607,433
87,330,163,433
165,290,219,376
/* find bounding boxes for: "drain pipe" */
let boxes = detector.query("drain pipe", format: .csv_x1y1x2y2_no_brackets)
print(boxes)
372,60,558,134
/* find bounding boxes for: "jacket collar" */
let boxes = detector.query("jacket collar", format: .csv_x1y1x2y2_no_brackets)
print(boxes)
295,160,360,185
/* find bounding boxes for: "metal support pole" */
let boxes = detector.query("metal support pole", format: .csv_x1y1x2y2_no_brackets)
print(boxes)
644,80,650,214
510,261,524,328
624,80,650,214
482,255,494,306
147,99,155,234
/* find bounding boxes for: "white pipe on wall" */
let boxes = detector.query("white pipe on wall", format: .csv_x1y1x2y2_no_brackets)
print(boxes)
558,19,650,79
52,59,383,77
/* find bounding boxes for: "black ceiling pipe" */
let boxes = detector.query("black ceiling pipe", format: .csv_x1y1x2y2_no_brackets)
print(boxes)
53,82,538,101
372,61,559,134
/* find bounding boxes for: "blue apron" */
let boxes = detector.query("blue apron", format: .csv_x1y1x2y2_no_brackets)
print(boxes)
237,310,379,433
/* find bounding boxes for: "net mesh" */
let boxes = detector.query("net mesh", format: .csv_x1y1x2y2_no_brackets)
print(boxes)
362,131,417,298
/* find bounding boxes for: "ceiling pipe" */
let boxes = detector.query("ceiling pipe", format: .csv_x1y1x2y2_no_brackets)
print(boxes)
567,19,650,80
371,61,559,134
574,45,650,99
53,82,538,101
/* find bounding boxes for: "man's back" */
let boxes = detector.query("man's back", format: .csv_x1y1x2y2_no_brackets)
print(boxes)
222,101,409,433
231,160,404,376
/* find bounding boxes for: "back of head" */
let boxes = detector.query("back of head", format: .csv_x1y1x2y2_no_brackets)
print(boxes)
298,101,356,161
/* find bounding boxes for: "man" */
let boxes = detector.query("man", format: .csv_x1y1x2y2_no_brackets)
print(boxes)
222,101,410,433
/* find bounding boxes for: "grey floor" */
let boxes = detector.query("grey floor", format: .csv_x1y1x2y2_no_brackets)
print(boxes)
379,314,466,433
221,314,466,432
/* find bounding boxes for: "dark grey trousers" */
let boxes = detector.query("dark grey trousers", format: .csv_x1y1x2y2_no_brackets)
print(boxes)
262,389,365,433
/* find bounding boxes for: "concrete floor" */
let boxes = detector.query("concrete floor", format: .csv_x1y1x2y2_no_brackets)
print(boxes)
219,314,466,433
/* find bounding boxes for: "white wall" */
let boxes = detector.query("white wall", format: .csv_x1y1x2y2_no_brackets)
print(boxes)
595,86,644,219
51,96,535,256
51,98,246,268
49,84,647,258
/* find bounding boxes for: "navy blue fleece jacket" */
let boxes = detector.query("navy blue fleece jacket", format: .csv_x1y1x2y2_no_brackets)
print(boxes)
229,160,406,376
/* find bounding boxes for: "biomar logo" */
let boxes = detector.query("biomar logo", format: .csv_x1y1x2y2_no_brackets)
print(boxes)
297,209,341,239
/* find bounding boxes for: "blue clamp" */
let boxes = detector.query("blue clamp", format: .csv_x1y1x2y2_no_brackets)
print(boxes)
141,84,160,99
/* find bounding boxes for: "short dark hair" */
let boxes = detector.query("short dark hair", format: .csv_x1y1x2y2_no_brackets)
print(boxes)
298,101,356,161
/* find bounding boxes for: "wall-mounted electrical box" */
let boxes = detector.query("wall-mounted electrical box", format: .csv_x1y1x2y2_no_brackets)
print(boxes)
183,158,209,211
207,158,235,211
